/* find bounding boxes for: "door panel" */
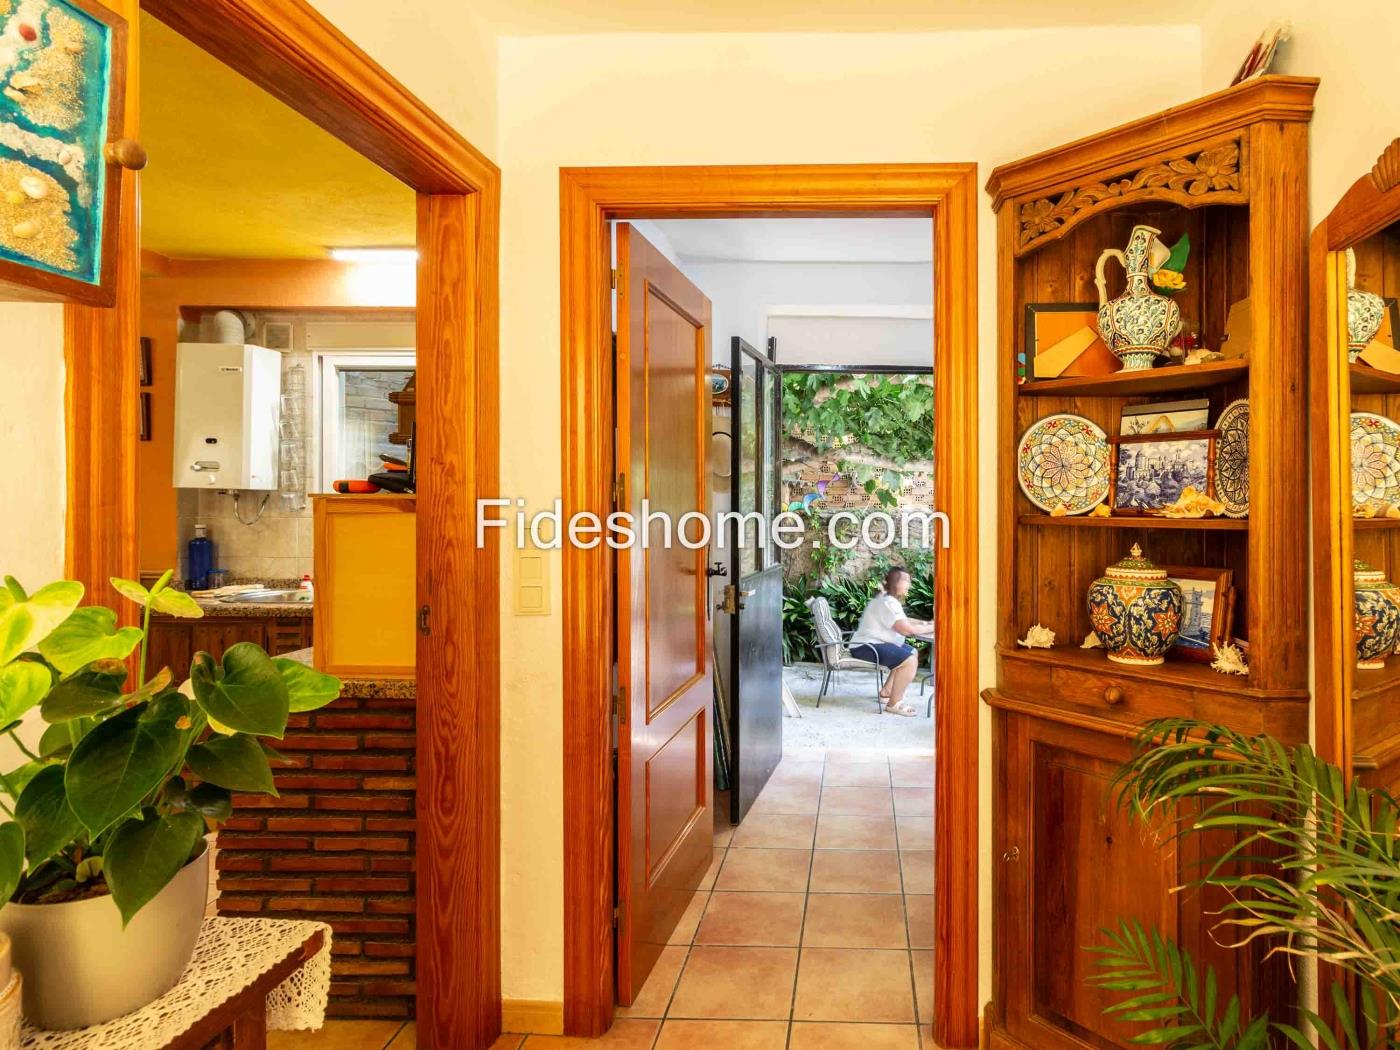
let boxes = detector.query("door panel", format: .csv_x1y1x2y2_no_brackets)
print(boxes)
728,338,784,823
616,224,715,1005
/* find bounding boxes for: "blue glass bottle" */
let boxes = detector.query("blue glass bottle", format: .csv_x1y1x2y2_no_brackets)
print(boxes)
187,524,214,591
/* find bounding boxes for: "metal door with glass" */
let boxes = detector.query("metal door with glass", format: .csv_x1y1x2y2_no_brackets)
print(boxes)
726,337,784,823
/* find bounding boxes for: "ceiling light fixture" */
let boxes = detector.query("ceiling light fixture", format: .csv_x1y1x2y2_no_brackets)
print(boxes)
328,247,418,264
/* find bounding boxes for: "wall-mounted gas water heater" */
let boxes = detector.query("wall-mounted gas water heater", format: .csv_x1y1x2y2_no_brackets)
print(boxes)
171,343,281,490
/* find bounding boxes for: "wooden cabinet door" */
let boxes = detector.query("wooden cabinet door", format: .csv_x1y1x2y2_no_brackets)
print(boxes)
192,619,268,660
994,711,1291,1050
267,620,311,656
144,619,193,682
614,223,715,1005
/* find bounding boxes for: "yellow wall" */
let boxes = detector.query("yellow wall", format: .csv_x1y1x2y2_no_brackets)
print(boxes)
494,25,1205,1002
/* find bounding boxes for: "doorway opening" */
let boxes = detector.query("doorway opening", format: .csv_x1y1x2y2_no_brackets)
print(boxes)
560,165,978,1049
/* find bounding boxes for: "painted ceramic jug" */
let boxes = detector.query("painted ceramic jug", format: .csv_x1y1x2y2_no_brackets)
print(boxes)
1087,543,1182,666
1354,560,1400,669
1095,224,1182,371
1346,248,1387,362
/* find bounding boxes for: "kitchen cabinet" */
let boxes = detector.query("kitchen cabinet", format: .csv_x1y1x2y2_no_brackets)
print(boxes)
147,615,312,675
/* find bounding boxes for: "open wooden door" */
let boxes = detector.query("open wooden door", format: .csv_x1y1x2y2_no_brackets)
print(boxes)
615,223,715,1005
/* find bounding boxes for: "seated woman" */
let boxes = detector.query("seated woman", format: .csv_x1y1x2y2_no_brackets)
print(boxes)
849,566,932,717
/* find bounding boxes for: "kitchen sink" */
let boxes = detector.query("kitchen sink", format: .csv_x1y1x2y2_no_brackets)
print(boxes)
218,588,310,604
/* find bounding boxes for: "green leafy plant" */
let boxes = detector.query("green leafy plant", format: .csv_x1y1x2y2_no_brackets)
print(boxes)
0,572,340,925
1086,719,1400,1049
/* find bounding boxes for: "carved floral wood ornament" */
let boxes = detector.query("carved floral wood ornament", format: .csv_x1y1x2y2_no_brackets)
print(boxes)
1015,141,1245,254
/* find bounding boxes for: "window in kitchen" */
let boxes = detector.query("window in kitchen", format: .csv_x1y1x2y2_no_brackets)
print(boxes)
316,351,416,490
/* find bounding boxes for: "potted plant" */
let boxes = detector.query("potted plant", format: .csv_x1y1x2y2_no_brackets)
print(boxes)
1086,719,1400,1048
0,571,339,1030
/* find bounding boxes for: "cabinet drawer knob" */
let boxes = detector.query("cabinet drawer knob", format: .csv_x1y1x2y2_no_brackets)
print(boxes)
1103,686,1124,705
105,138,148,171
1002,846,1020,862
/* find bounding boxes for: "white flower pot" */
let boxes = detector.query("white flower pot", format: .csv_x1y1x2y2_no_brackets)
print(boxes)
0,846,209,1030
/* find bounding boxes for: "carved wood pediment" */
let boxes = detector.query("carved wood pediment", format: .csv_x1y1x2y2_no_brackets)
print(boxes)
1015,141,1246,255
1373,138,1400,194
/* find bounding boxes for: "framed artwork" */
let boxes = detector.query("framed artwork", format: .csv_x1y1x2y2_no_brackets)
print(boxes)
1022,303,1117,382
1119,398,1210,436
1109,430,1217,515
1162,566,1233,662
138,390,150,441
0,0,132,307
139,336,152,385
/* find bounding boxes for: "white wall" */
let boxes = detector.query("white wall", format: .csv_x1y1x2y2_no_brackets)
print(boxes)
497,25,1204,1003
1198,2,1400,219
0,305,66,586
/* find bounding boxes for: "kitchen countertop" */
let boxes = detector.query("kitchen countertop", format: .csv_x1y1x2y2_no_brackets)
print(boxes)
282,647,415,700
189,595,315,619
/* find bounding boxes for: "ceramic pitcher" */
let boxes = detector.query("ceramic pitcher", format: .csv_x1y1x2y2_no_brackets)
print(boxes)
1346,248,1386,362
1095,224,1182,371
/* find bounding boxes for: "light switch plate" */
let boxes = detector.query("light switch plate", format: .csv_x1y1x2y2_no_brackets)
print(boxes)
514,548,551,616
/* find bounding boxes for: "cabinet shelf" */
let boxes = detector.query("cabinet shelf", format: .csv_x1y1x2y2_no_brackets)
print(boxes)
1017,359,1247,398
1017,513,1248,531
1355,517,1400,530
1350,362,1400,395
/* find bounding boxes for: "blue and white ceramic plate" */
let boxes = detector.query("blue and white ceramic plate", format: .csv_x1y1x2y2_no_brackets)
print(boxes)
1017,413,1110,514
1214,399,1249,517
1352,412,1400,512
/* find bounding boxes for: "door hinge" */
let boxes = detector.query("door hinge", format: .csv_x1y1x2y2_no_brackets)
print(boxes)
612,906,620,929
613,683,628,727
610,268,618,290
418,604,431,636
613,472,626,511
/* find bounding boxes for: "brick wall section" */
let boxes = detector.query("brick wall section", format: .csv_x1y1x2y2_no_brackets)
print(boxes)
214,690,417,1019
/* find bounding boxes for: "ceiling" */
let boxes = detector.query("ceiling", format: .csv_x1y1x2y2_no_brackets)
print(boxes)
645,219,934,263
473,0,1204,34
138,14,415,260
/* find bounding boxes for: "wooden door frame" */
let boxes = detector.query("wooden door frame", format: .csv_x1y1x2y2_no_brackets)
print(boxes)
560,164,981,1048
63,2,501,1047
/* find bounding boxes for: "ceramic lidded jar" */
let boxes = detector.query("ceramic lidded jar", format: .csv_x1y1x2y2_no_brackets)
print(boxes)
1087,543,1183,666
1354,560,1400,669
1347,248,1387,362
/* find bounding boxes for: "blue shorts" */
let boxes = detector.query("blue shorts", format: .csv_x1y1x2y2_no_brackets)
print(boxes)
851,641,916,668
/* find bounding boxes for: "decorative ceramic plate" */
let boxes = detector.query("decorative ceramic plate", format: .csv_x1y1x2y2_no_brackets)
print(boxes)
1214,399,1250,517
1351,412,1400,512
1017,414,1111,514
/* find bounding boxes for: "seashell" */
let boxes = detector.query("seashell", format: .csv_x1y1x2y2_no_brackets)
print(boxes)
1049,504,1068,517
1090,504,1111,517
10,70,39,91
3,87,24,104
1081,630,1104,650
18,176,45,200
1017,624,1056,649
1210,642,1249,676
57,148,71,165
62,41,83,54
3,190,21,206
11,221,36,239
16,23,36,42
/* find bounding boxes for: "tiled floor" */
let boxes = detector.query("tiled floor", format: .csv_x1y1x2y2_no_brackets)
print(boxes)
272,747,937,1050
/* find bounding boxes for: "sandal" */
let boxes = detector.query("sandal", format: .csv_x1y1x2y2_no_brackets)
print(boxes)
884,702,917,717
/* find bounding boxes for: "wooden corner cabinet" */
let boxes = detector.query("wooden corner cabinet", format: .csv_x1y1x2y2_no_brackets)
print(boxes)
984,76,1316,1050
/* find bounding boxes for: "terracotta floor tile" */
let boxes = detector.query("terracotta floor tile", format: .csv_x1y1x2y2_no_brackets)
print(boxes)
269,1020,404,1050
490,1036,527,1050
793,948,916,1023
731,812,818,850
655,1019,788,1049
616,943,687,1018
668,946,799,1019
904,893,935,949
822,762,891,787
912,951,934,1024
699,847,726,891
669,889,710,944
815,814,897,850
895,816,934,852
695,890,806,946
715,847,812,892
889,760,935,788
789,1021,923,1049
751,781,823,815
809,849,903,894
802,893,908,948
819,786,894,816
900,851,935,895
892,788,935,817
386,1023,418,1050
521,1020,661,1048
770,761,825,785
824,748,891,764
713,823,735,847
